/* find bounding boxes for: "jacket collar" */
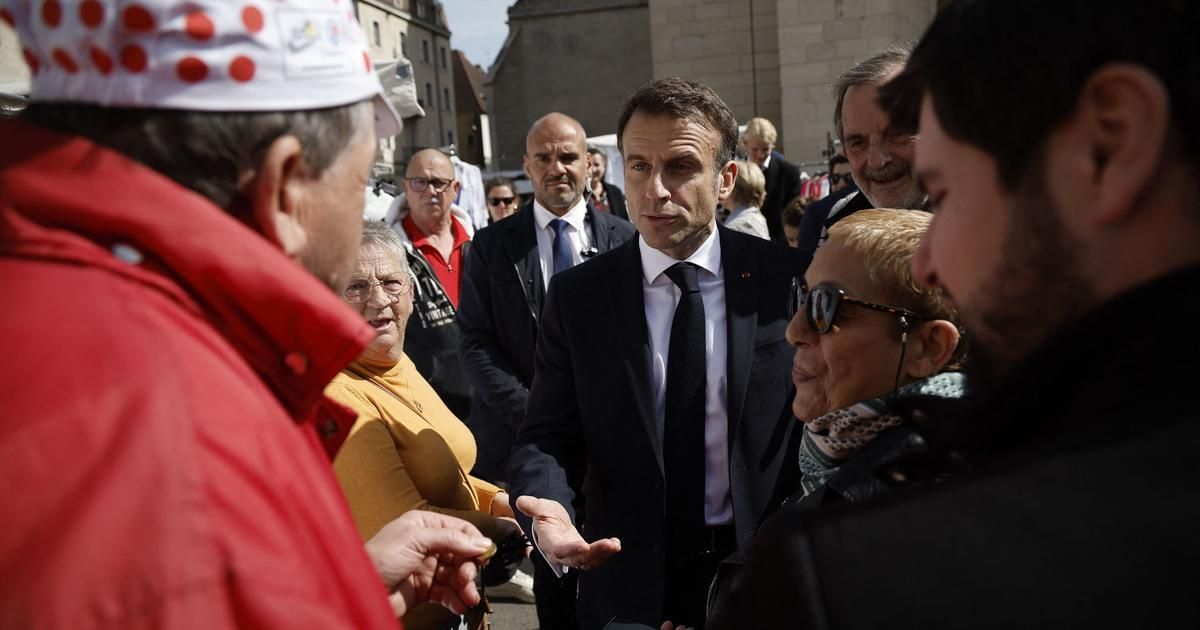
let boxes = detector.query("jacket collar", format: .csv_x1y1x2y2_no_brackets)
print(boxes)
0,119,374,421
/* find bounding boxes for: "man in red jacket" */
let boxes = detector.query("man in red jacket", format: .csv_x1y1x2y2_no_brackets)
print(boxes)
0,1,489,627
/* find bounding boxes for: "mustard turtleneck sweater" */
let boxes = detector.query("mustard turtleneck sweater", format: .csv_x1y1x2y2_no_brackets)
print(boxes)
327,353,503,542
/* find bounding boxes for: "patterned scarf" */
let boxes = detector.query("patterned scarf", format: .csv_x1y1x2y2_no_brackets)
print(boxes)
798,372,966,496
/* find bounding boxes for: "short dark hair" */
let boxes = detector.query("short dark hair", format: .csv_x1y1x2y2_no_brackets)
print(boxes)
833,45,911,143
617,77,739,172
22,101,372,216
828,153,849,173
878,0,1200,189
485,175,515,196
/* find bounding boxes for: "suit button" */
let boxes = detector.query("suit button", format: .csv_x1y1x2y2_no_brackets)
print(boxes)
654,480,664,491
652,543,663,555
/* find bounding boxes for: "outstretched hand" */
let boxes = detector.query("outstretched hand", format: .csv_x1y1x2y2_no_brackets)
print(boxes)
515,495,621,570
364,511,494,617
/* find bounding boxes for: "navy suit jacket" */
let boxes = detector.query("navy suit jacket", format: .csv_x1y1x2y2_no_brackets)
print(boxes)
457,202,636,482
508,225,801,629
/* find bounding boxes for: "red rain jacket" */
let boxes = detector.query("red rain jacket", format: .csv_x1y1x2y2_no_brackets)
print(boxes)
0,119,400,629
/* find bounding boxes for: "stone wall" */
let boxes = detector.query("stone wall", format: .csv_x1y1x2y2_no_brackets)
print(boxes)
487,0,652,170
776,0,935,165
648,0,782,148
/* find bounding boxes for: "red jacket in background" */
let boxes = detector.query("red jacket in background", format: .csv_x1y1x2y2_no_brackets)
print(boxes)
0,119,400,629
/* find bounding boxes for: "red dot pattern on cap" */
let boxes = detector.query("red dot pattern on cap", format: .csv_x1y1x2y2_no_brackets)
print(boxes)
229,56,255,82
185,11,214,40
90,47,114,74
79,0,103,27
0,8,15,27
23,49,40,74
120,45,147,73
42,0,63,27
362,51,371,73
177,56,208,83
122,4,154,31
52,47,78,73
242,5,263,33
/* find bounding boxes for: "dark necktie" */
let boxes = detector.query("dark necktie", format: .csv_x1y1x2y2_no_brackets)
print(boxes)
663,262,706,547
550,218,572,275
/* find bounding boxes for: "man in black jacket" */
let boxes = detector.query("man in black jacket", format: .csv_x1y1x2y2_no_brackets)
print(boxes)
457,112,635,629
741,117,801,244
587,145,629,220
720,1,1200,628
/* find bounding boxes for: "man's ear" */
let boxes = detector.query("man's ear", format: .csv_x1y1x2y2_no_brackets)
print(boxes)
244,134,309,257
717,160,738,199
904,319,960,380
1052,64,1170,227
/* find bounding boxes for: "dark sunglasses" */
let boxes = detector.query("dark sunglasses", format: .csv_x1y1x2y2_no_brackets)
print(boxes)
829,173,852,185
488,196,516,206
788,278,925,334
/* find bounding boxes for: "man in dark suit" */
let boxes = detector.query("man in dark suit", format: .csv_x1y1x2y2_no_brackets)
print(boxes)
742,117,802,244
457,112,635,628
509,79,799,630
587,145,629,220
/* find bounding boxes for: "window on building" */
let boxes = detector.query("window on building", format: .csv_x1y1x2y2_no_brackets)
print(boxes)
422,40,429,64
399,32,407,56
443,87,450,111
415,0,426,19
447,130,454,146
425,83,433,108
372,21,380,47
440,47,447,69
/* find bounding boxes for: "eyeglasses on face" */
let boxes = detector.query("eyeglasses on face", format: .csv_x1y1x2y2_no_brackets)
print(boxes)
342,277,413,304
788,278,925,334
488,196,516,206
829,173,852,185
405,177,455,194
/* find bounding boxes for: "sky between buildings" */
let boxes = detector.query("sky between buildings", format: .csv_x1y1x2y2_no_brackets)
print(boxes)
440,0,512,72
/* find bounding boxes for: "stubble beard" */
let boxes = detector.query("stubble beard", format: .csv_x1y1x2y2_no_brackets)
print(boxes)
964,172,1096,393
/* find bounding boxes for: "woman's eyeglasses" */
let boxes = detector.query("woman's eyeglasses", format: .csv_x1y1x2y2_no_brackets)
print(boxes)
488,196,516,206
404,177,454,194
789,278,925,334
343,277,413,304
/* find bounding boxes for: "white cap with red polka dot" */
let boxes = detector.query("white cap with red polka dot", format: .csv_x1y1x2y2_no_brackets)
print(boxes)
0,0,402,137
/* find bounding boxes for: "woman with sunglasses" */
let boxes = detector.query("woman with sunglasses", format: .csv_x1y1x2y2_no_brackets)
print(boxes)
484,176,521,224
707,209,966,626
327,222,531,630
787,208,966,502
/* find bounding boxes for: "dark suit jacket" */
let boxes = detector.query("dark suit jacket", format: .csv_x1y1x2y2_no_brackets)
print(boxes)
760,156,802,244
508,225,801,629
457,201,636,482
600,182,629,221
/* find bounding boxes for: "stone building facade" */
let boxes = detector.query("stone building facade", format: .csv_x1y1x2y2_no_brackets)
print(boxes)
486,0,653,170
490,0,938,171
356,0,457,171
452,50,487,167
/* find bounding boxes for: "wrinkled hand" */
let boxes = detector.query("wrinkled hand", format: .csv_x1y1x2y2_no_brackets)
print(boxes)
515,495,620,570
364,511,494,617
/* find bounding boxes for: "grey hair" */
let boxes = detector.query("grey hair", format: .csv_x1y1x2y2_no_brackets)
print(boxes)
832,45,912,142
23,100,374,216
360,220,412,277
587,145,607,159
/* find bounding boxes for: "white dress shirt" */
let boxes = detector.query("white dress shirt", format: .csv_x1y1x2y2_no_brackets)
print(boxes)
533,197,593,290
638,229,732,526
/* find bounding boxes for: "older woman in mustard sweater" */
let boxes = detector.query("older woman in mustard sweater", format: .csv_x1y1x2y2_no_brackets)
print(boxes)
328,221,519,630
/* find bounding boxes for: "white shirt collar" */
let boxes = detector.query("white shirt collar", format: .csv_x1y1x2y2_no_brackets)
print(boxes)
533,196,589,232
760,154,772,169
639,224,722,285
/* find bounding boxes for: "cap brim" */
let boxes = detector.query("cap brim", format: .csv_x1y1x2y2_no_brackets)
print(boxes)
372,91,403,138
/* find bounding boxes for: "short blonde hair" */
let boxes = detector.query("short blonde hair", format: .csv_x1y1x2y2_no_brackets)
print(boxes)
827,209,966,366
729,160,766,208
742,117,777,145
